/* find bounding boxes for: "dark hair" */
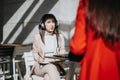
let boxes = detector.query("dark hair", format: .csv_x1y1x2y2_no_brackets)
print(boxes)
41,14,57,24
39,14,58,30
39,14,60,46
87,0,120,47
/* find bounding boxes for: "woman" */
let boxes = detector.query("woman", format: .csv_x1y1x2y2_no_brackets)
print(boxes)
69,0,120,80
32,14,65,80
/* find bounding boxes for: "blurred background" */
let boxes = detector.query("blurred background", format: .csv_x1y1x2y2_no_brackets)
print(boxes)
0,1,80,79
0,0,79,51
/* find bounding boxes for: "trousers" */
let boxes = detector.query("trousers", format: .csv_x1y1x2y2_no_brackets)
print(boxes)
33,63,60,80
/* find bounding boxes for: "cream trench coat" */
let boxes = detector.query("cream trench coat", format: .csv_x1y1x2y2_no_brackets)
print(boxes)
30,33,65,75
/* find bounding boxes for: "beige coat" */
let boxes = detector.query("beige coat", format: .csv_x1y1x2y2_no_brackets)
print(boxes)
32,33,65,61
31,33,65,75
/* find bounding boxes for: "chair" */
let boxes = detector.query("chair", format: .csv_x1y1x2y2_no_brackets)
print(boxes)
13,45,32,80
12,56,23,80
23,51,67,80
23,51,43,80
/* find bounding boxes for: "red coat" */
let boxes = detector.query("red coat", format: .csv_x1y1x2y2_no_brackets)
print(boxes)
70,0,120,80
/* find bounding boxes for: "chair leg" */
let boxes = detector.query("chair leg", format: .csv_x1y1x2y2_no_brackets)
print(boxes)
13,59,17,80
29,77,33,80
73,73,78,80
13,58,24,80
16,63,23,80
1,64,5,80
0,76,5,80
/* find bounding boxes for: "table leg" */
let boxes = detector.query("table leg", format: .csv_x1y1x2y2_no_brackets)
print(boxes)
10,55,14,80
66,61,79,80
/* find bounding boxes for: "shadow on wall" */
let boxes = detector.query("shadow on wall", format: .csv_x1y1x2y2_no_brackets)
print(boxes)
0,0,3,43
3,0,58,44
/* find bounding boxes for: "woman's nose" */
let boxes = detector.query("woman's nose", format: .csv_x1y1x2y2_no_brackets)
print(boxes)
51,23,55,26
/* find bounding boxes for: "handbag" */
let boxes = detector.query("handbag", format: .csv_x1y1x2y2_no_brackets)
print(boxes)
51,61,66,76
68,51,84,62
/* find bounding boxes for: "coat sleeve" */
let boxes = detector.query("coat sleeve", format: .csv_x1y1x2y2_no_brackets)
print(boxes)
59,33,66,54
32,35,44,62
70,0,88,55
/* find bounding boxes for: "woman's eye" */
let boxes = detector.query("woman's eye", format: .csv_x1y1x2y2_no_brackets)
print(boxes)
47,21,51,23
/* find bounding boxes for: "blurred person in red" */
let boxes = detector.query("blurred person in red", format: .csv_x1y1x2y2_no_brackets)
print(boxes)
69,0,120,80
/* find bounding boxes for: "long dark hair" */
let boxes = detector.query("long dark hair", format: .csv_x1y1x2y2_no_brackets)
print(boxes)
87,0,120,47
38,14,60,47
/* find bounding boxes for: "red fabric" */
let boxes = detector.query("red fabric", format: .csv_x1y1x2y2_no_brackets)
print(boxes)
70,0,120,80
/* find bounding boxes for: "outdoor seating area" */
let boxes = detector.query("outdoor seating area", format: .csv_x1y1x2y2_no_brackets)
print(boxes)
0,44,32,80
0,44,80,80
1,0,120,80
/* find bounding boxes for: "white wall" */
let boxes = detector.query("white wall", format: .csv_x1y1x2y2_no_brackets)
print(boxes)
2,0,79,51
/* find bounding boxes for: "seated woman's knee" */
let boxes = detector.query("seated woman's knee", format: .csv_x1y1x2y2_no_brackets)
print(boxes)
46,64,57,71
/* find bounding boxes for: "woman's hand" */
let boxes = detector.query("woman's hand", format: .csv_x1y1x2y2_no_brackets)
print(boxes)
36,57,44,62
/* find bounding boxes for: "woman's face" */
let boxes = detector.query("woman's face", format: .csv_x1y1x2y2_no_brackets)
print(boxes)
44,18,55,33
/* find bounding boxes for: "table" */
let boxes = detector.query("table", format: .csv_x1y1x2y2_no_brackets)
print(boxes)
45,54,70,79
45,54,68,60
45,54,80,80
0,45,15,80
0,44,25,80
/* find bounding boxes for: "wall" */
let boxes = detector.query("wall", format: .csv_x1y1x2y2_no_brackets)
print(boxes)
1,0,79,51
0,0,4,42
